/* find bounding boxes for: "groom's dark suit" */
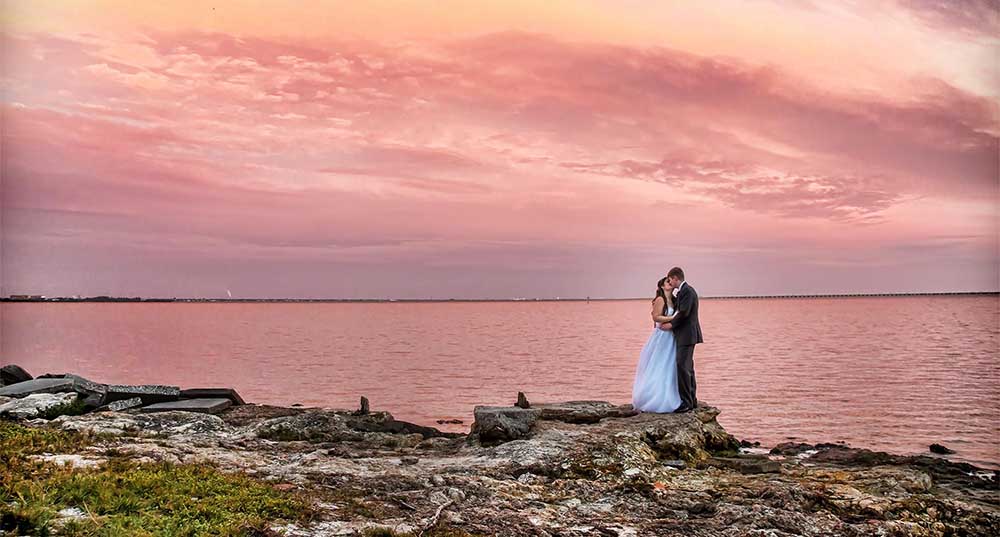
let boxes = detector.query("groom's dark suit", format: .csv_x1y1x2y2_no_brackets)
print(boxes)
671,282,702,410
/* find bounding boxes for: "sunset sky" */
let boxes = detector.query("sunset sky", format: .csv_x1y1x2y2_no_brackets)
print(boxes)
2,1,998,298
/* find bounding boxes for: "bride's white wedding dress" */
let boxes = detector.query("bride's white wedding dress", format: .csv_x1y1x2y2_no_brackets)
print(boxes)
632,304,682,413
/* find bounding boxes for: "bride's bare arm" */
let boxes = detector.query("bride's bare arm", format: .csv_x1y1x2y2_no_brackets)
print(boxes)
651,297,673,323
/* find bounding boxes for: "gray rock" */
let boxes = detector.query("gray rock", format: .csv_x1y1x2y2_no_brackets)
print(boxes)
106,384,180,405
141,398,232,414
346,411,455,439
256,411,361,442
180,388,245,405
0,392,79,419
472,406,540,444
707,456,782,474
355,396,370,415
534,400,639,424
930,443,956,455
98,397,144,412
0,377,75,398
1,364,33,385
516,391,531,409
36,374,110,409
53,410,230,437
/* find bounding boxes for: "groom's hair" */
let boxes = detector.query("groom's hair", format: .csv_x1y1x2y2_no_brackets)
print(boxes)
667,267,685,281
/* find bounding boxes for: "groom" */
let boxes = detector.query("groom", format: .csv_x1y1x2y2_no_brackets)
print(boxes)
661,267,703,412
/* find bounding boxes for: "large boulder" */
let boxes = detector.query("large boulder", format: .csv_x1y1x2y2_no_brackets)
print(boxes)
471,406,540,444
0,392,79,419
0,364,33,386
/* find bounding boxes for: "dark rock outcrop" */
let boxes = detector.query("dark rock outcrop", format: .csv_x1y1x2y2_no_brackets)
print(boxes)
0,364,33,386
930,443,956,455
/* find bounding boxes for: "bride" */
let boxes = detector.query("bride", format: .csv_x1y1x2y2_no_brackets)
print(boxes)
632,277,682,413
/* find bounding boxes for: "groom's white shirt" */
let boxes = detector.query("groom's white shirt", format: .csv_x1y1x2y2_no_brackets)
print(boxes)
672,281,686,297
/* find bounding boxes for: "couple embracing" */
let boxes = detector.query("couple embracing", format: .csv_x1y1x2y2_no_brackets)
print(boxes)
632,267,703,413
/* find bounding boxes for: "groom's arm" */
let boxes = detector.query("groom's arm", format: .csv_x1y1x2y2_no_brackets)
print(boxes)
671,288,694,324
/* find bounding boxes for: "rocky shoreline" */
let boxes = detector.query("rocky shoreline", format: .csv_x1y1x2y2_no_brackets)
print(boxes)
2,365,998,536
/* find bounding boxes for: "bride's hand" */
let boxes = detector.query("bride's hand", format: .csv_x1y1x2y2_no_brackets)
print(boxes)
660,323,672,331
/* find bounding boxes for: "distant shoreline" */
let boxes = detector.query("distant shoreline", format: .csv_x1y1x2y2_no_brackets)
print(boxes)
3,291,997,303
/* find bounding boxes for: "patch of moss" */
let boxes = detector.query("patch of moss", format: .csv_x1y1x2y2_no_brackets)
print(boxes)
0,419,81,454
0,420,312,536
40,397,90,420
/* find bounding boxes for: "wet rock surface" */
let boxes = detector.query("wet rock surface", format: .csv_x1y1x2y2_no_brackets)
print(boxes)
7,395,993,536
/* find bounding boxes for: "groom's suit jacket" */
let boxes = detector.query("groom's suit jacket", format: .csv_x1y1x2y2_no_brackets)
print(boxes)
672,282,703,347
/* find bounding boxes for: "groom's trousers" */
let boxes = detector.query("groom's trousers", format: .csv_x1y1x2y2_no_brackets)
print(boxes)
676,344,697,408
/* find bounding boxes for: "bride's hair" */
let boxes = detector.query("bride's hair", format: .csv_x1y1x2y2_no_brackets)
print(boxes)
653,277,668,304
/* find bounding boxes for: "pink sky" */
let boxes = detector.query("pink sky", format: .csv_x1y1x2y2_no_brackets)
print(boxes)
2,1,998,298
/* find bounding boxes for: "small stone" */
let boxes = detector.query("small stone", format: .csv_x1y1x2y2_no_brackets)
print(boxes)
662,460,687,469
436,418,464,424
516,391,531,409
623,468,643,478
929,443,955,455
98,397,144,412
446,487,466,502
56,507,86,519
400,456,419,465
431,475,447,486
355,396,370,415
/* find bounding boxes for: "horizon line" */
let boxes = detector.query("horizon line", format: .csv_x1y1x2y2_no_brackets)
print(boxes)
3,291,998,303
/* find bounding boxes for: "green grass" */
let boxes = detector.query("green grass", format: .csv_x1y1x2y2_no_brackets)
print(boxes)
40,397,90,420
0,420,312,536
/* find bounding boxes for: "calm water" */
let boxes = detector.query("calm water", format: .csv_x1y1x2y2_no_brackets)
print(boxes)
2,296,998,468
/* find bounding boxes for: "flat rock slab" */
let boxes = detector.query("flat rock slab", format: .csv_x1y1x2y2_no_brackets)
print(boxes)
180,388,245,405
98,397,144,412
140,398,233,414
533,400,639,424
107,384,180,405
0,392,79,419
38,374,109,408
0,377,75,398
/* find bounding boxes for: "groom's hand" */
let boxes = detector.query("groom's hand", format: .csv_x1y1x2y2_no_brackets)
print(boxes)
660,323,672,331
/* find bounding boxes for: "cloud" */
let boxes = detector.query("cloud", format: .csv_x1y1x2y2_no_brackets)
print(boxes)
2,27,997,296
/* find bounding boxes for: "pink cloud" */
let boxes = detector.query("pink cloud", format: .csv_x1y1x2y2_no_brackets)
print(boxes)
2,28,997,297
